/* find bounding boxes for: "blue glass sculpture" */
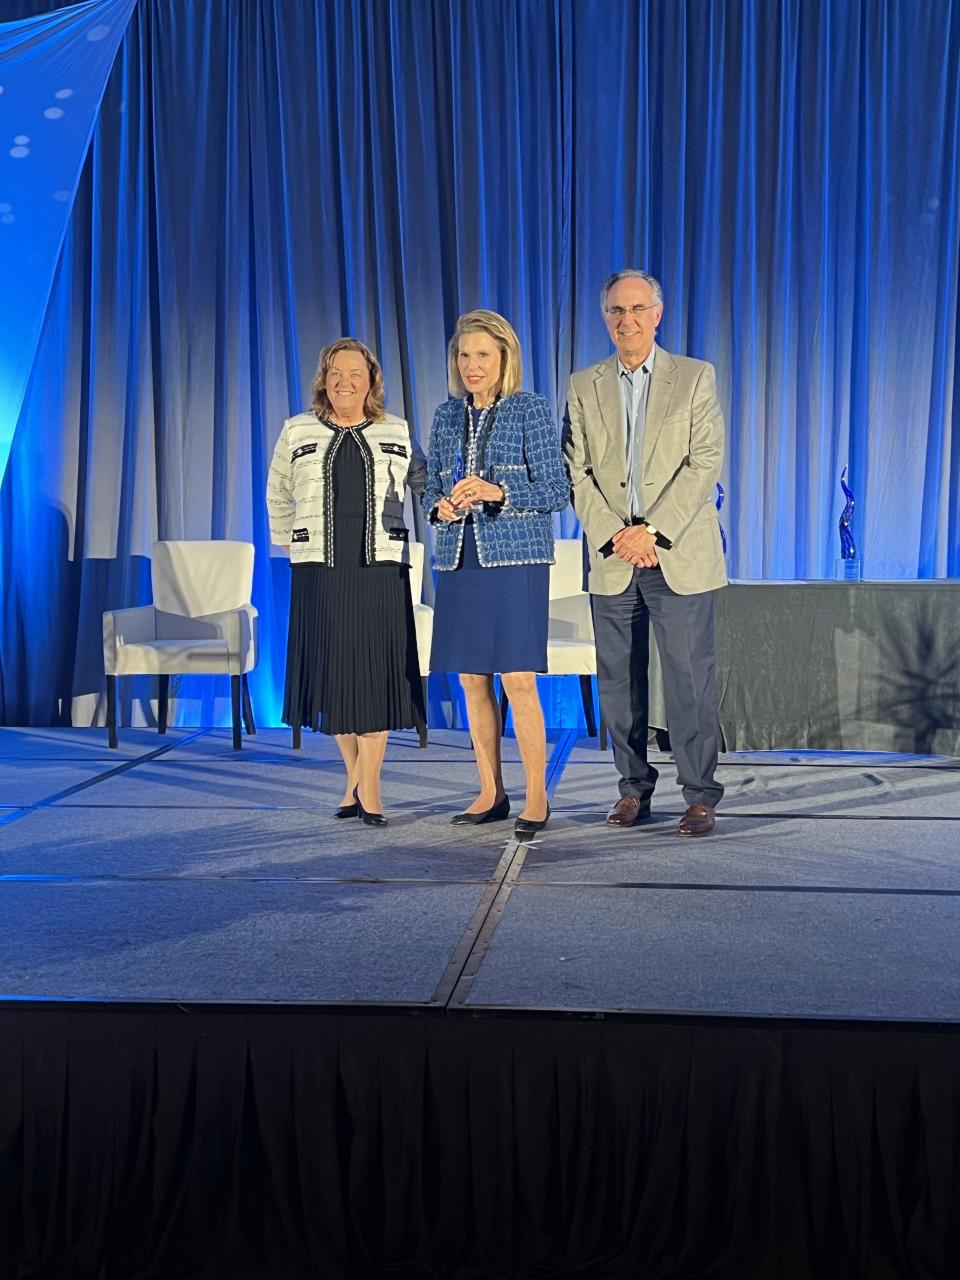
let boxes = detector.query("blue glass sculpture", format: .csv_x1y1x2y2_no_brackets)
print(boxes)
716,482,727,555
835,466,861,579
450,446,466,518
839,467,856,560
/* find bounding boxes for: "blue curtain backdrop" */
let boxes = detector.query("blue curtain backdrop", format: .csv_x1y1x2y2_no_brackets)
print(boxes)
1,0,958,728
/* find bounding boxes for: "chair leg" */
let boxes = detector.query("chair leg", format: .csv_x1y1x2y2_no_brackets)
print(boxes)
418,677,429,748
157,675,169,735
579,674,598,737
292,719,302,750
499,683,509,732
106,675,118,749
241,673,256,735
231,675,242,750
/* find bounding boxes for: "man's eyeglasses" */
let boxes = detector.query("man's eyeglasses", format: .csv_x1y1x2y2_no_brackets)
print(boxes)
605,303,659,318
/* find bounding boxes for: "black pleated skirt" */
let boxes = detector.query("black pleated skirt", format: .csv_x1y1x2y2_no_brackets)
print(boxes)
283,545,425,737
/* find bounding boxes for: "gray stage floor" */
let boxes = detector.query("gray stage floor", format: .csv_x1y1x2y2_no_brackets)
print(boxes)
1,726,958,1020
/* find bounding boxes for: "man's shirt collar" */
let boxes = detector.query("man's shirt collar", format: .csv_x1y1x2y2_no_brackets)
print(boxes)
617,344,656,381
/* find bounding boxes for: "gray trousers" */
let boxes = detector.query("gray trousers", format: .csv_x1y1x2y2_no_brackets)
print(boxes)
591,567,723,808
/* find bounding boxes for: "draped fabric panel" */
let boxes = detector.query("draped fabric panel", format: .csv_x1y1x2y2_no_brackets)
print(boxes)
2,1008,960,1278
0,0,958,726
0,0,136,486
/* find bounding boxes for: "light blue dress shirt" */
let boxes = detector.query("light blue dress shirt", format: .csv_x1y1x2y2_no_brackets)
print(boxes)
618,344,656,518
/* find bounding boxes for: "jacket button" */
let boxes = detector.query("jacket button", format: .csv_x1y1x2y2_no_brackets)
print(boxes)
619,481,626,488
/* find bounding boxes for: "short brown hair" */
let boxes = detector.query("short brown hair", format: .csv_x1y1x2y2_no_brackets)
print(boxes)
447,310,523,400
310,338,385,420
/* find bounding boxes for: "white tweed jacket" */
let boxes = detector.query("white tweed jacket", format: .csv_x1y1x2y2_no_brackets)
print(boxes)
266,412,426,566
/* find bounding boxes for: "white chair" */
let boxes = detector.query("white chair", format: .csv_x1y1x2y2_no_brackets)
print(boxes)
546,538,605,746
103,540,258,750
498,538,606,747
408,542,433,748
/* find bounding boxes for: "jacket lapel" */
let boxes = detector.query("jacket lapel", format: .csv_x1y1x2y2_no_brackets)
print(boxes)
642,344,677,471
591,356,625,466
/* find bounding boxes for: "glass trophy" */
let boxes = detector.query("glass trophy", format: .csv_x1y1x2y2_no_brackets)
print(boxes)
716,483,727,555
835,466,861,580
450,446,468,520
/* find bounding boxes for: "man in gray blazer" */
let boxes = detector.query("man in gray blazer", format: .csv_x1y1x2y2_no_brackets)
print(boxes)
563,269,726,835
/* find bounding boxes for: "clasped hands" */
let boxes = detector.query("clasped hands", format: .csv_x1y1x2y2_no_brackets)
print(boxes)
612,523,659,568
436,474,505,523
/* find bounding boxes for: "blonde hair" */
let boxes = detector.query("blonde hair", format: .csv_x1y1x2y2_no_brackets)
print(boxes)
310,337,385,420
447,309,523,400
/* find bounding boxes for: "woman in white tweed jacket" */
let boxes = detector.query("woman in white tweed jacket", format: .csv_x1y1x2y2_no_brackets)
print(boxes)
267,338,426,828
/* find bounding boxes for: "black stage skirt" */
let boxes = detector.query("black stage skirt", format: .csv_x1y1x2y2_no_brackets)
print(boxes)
282,430,425,736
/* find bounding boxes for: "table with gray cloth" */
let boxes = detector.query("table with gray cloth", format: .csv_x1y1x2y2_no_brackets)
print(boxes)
646,581,960,754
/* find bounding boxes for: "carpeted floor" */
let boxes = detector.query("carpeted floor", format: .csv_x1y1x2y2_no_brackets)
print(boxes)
1,726,957,1019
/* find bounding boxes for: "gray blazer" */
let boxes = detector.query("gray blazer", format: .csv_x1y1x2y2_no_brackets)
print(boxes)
563,346,727,597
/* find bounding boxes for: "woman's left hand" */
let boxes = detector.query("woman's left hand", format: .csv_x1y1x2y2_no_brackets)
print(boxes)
449,474,504,508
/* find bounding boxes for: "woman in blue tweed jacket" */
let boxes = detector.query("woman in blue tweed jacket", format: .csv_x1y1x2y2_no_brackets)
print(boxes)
423,310,569,839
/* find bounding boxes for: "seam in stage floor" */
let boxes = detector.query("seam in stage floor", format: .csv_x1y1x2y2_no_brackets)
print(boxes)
0,873,494,886
513,880,960,897
550,806,960,822
561,758,960,770
438,730,578,1008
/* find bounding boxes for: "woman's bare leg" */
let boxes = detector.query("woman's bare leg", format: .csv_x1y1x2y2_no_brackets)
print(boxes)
459,673,506,811
501,671,548,821
334,733,359,806
356,730,389,813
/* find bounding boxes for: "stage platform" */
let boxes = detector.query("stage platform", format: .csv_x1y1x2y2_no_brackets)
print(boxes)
1,725,958,1019
5,725,960,1279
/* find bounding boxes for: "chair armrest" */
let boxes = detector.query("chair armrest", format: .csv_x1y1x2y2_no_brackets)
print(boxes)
103,606,157,675
412,603,433,678
194,604,259,674
548,593,595,643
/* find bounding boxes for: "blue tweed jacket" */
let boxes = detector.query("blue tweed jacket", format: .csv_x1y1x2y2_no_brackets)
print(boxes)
423,392,570,569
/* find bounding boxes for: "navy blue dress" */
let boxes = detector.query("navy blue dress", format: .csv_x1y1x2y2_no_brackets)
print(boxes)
430,408,549,675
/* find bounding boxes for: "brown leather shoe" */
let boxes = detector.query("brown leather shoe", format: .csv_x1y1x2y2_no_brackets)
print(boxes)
677,803,716,837
606,796,651,827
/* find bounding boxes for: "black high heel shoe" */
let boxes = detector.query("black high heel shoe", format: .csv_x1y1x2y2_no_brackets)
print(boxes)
450,794,511,826
514,803,550,840
354,785,388,828
334,801,360,819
